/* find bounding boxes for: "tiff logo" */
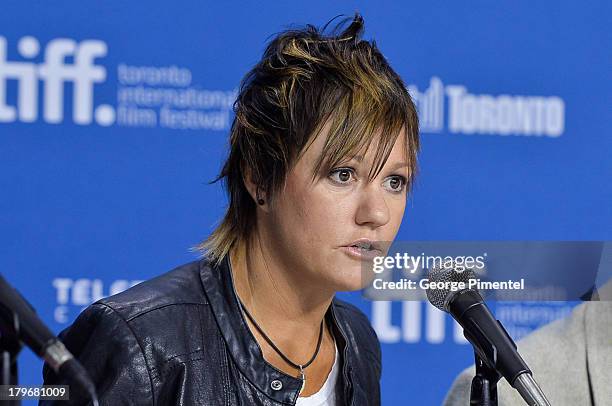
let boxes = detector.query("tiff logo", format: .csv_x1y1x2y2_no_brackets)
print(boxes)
0,35,115,126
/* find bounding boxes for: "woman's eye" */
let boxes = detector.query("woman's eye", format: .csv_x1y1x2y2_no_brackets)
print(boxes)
329,168,355,184
383,176,407,193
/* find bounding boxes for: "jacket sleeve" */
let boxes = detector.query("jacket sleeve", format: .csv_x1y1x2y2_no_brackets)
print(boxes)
39,302,154,406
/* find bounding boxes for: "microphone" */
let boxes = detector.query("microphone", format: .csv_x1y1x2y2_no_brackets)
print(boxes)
0,273,99,406
425,267,551,406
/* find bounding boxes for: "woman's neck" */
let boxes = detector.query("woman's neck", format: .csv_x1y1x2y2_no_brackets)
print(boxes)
229,232,335,365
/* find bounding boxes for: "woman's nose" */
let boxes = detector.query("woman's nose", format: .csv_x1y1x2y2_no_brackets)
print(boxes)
354,187,390,228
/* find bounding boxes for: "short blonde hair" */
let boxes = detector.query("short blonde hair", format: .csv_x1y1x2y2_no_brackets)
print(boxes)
193,13,420,266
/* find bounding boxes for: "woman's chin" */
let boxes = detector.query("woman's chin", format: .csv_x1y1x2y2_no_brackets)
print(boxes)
328,267,371,292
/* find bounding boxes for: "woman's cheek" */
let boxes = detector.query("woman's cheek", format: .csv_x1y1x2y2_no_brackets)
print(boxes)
384,201,405,239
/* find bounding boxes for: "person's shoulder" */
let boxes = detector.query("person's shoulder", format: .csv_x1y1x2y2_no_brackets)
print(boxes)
508,300,592,361
76,258,216,351
96,258,210,321
51,259,218,380
443,302,594,406
43,258,214,403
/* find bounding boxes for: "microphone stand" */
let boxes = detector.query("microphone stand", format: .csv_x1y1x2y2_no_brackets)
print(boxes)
470,350,501,406
1,309,23,406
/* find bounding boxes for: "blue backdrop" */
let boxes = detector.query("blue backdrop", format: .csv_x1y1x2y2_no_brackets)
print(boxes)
1,1,611,405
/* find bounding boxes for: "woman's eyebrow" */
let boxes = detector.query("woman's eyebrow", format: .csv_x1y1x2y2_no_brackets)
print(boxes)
387,162,410,171
347,155,409,171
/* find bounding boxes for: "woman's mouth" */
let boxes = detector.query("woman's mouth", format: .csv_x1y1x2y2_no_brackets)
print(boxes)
341,244,382,260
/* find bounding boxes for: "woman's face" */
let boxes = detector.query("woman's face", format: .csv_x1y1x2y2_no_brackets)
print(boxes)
262,122,410,292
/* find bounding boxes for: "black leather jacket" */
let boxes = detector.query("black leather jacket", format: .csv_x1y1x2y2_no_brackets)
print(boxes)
40,255,382,405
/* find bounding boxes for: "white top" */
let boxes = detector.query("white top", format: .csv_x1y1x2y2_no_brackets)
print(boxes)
295,341,339,406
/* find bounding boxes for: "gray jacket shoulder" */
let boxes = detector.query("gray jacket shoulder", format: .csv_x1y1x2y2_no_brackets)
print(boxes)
443,301,612,405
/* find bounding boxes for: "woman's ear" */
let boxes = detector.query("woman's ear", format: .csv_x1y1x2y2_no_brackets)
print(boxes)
242,167,269,211
242,166,257,202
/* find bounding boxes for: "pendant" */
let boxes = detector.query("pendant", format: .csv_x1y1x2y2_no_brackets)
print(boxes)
298,365,305,382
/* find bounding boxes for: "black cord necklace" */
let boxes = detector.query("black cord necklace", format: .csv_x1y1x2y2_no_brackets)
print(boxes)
237,297,324,382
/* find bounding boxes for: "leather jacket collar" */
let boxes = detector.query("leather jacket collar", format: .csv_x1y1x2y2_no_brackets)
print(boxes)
199,254,355,404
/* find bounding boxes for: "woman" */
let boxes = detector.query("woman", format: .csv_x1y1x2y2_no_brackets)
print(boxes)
41,13,419,405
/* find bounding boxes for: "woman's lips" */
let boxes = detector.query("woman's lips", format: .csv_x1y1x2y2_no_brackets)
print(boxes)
340,245,382,260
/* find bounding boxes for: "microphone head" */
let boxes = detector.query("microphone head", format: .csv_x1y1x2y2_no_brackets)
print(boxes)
425,267,479,312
